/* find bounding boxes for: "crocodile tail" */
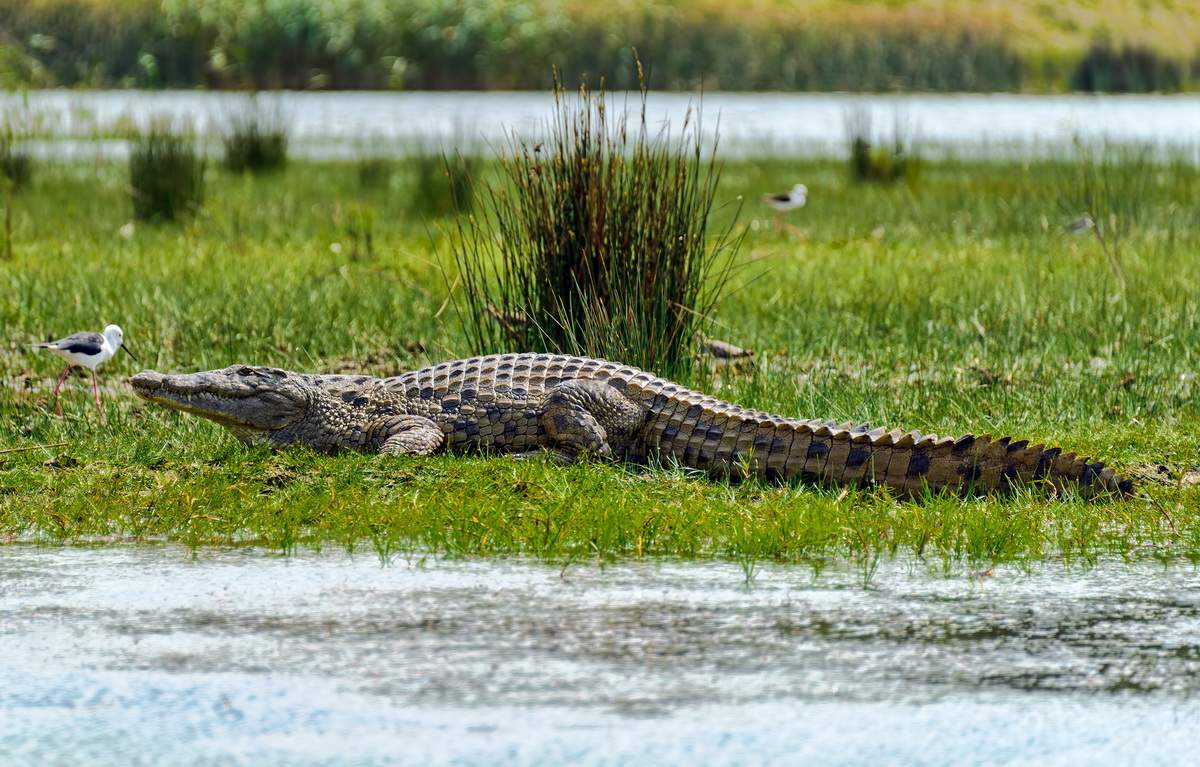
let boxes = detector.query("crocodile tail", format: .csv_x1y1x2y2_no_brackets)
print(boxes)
770,420,1133,500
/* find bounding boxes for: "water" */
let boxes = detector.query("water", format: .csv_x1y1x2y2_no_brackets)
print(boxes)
2,546,1199,765
5,90,1200,158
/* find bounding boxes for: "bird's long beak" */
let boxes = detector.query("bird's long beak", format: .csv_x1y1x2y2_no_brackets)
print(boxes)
122,343,139,363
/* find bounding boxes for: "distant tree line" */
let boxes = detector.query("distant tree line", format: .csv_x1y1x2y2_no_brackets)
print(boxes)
0,0,1194,93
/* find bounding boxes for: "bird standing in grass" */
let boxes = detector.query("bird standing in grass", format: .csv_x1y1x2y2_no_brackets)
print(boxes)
1065,214,1095,234
762,183,807,231
34,324,137,423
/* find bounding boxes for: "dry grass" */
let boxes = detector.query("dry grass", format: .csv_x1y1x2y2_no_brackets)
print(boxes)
594,0,1200,57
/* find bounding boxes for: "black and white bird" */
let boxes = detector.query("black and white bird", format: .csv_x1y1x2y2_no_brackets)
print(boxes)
34,324,137,421
1065,214,1095,234
762,183,807,230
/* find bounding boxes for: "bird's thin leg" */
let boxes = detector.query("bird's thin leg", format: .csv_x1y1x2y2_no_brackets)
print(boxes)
774,211,782,231
51,365,72,418
90,370,107,424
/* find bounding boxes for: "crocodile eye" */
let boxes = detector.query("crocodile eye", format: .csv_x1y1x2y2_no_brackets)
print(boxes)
238,366,255,376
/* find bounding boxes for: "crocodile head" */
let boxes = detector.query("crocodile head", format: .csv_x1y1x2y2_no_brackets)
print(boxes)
131,365,310,442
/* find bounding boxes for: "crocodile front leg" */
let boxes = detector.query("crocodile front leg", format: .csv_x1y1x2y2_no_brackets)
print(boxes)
371,415,445,456
539,379,645,460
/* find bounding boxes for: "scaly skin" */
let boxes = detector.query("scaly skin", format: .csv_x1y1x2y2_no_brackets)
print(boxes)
130,353,1133,499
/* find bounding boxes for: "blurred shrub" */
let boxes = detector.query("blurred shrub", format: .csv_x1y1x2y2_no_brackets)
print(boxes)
845,107,921,185
0,129,32,190
0,0,206,87
570,20,1024,92
0,44,41,88
1072,41,1185,93
356,156,393,190
341,202,376,260
222,106,288,173
129,123,205,220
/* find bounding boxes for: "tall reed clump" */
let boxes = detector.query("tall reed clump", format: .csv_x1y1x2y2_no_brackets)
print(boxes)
452,75,741,380
129,123,205,221
844,106,920,185
222,105,288,174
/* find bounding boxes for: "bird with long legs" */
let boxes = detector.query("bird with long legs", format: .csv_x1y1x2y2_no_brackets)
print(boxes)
34,324,137,423
762,183,807,232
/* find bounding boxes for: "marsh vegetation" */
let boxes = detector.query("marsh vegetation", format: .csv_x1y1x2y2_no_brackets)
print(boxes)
454,80,738,379
1,141,1198,567
221,107,288,174
128,124,205,221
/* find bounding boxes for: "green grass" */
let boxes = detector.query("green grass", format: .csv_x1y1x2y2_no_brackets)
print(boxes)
2,154,1199,567
402,147,478,218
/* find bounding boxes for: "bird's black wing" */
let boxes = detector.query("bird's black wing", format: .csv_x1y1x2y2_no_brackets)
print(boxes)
62,342,103,355
769,193,792,202
55,331,105,355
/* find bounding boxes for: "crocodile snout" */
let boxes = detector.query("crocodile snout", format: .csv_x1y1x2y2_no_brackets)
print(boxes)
130,370,165,396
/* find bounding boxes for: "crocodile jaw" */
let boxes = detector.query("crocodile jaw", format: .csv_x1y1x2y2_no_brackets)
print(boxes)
131,366,307,433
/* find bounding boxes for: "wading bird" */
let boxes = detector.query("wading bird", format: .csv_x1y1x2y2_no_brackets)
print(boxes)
762,183,807,231
34,324,137,423
1065,214,1095,234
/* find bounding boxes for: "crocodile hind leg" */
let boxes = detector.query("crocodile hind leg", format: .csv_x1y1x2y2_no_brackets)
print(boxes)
538,379,645,461
373,415,445,456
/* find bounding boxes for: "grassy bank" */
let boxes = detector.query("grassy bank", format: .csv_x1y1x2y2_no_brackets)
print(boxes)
2,0,1199,92
1,154,1199,565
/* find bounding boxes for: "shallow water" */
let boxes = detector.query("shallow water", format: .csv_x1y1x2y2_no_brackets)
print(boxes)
2,547,1199,765
2,549,1200,763
6,90,1200,158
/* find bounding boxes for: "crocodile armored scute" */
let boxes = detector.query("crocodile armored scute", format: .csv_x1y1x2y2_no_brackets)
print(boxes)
130,353,1134,499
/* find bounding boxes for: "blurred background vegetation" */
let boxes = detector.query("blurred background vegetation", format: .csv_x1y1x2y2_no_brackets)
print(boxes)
1,0,1199,93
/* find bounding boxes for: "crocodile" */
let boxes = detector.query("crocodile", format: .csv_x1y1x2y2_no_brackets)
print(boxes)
130,352,1133,499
